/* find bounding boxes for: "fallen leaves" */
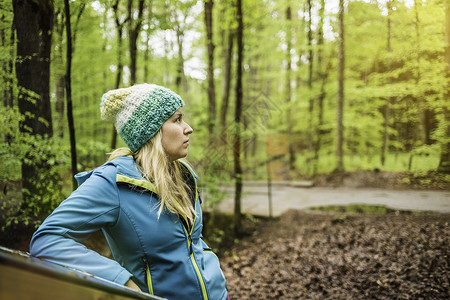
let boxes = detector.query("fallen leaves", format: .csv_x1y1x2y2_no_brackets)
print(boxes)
221,211,449,299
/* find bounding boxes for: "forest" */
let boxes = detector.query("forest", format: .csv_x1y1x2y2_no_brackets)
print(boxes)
0,0,449,231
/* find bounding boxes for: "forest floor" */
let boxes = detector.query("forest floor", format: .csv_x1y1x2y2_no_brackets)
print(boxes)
216,210,449,300
210,170,449,299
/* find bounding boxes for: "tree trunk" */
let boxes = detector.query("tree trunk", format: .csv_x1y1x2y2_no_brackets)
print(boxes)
381,98,391,166
220,29,234,128
143,31,151,83
218,3,227,129
111,0,126,150
285,4,295,172
306,0,314,174
13,0,54,207
143,0,153,83
113,0,124,90
438,1,450,173
13,0,53,137
233,0,243,235
175,26,186,93
381,0,393,166
127,0,145,85
413,0,425,144
336,0,345,172
53,11,65,137
204,0,216,141
64,0,78,190
313,0,326,175
306,0,313,89
114,30,123,89
55,75,65,138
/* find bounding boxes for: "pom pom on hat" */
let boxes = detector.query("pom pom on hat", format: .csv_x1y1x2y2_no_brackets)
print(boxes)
100,84,184,152
100,87,134,121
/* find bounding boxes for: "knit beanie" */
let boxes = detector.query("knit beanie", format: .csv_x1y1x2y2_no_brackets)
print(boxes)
100,84,184,152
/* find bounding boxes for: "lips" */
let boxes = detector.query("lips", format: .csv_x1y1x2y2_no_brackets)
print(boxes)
184,139,190,146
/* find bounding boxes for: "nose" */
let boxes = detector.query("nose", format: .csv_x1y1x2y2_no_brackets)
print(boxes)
184,122,193,135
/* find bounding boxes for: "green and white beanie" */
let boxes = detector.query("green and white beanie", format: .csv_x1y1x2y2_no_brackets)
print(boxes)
100,84,184,152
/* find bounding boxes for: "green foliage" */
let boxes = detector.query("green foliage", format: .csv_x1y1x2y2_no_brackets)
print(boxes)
1,133,69,229
293,150,440,176
202,212,260,255
76,140,111,171
51,0,449,184
0,105,69,230
193,139,232,211
0,106,22,183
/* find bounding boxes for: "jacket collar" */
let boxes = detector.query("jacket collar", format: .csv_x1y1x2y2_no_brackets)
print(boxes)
75,156,197,196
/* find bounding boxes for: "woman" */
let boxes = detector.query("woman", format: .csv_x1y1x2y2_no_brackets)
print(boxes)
30,84,228,300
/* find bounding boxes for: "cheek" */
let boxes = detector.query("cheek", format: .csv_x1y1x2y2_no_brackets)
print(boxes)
161,126,180,149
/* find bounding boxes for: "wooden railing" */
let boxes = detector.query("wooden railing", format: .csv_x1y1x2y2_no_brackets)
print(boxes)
0,246,165,300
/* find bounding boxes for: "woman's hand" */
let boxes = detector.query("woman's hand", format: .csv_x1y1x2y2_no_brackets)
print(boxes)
125,279,142,292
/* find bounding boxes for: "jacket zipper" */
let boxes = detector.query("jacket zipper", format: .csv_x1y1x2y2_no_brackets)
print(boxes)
176,162,209,299
180,216,209,300
143,258,154,295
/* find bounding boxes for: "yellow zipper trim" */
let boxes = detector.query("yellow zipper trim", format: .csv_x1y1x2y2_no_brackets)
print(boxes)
203,249,219,259
145,263,154,295
182,226,208,300
191,253,208,300
116,174,158,194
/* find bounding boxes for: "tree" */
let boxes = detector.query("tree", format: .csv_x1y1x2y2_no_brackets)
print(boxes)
53,9,66,139
285,3,295,171
218,1,234,131
233,0,243,234
13,0,53,137
143,0,153,83
306,0,314,168
204,0,216,140
110,0,127,149
336,0,345,172
12,0,56,215
172,0,195,93
64,0,78,190
127,0,145,85
220,27,234,129
413,0,428,145
313,0,331,175
381,0,393,166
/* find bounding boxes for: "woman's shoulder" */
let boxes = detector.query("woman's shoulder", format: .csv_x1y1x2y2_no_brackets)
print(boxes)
74,156,139,187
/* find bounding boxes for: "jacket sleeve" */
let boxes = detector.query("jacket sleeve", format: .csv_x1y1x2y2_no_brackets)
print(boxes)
29,163,132,285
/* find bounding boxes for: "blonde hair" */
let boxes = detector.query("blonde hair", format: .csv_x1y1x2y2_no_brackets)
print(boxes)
108,131,196,223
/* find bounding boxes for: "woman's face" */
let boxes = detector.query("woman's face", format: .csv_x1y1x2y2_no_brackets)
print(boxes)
161,108,193,161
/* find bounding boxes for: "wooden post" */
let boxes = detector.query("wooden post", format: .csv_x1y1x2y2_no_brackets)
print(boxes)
267,160,273,218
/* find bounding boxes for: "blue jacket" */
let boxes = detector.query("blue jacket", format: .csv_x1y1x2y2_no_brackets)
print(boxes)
30,156,227,300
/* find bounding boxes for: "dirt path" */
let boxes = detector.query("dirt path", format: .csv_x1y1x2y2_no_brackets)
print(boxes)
220,210,449,299
215,185,450,216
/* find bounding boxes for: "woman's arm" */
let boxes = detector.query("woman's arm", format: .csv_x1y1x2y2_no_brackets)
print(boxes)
125,279,142,292
30,163,132,285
